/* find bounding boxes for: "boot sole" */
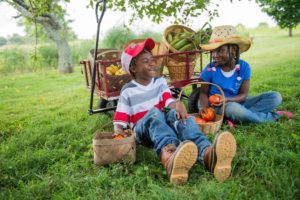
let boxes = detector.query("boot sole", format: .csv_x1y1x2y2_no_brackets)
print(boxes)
214,131,236,182
169,141,198,184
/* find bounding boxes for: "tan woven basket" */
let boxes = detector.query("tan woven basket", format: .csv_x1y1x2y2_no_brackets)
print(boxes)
96,50,131,92
88,48,119,68
167,57,195,81
93,130,136,166
162,24,196,62
124,38,168,76
178,82,225,135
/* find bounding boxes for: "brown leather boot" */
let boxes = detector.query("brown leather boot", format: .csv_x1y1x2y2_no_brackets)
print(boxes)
203,131,237,182
160,141,198,184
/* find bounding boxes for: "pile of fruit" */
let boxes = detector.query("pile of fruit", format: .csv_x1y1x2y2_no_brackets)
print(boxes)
166,23,212,52
112,129,132,139
194,94,222,124
195,107,215,124
106,64,127,76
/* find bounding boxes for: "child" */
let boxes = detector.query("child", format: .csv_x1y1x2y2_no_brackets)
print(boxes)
113,38,237,184
197,25,294,127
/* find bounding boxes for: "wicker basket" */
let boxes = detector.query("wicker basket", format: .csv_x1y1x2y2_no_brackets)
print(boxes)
167,56,195,81
93,50,131,92
178,82,225,135
93,130,136,166
100,73,131,92
88,48,119,68
162,24,196,62
124,39,168,76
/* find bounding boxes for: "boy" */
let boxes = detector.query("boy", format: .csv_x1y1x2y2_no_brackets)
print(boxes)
113,38,237,184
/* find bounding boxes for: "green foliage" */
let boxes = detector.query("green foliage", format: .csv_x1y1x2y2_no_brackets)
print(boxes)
100,26,162,50
258,22,269,28
256,0,300,29
7,33,25,44
0,37,7,47
100,26,136,50
92,0,216,25
0,27,300,199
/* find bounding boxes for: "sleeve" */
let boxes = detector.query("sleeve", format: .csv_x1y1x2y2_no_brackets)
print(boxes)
242,61,251,80
113,91,131,128
160,78,175,107
200,63,212,82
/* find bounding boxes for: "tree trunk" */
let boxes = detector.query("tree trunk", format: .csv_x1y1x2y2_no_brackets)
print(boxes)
7,1,74,73
288,27,293,37
42,22,73,73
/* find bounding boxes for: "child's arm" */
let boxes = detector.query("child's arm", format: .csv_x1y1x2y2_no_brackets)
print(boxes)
167,101,188,124
114,123,125,134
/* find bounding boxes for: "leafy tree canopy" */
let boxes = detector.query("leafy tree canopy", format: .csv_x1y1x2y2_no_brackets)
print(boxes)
89,0,217,25
256,0,300,30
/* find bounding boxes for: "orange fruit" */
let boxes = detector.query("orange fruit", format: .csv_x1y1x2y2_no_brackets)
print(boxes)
209,94,221,104
200,108,215,121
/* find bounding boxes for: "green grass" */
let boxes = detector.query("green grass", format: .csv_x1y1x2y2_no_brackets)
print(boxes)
1,27,300,199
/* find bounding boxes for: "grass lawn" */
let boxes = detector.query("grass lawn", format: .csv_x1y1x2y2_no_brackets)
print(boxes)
1,27,300,199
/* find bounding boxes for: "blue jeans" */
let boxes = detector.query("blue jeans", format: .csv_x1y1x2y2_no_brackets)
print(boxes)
134,108,211,163
220,91,282,123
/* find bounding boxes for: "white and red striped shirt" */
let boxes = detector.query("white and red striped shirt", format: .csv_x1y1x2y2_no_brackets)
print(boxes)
113,77,175,128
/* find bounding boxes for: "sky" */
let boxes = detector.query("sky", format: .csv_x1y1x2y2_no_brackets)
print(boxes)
0,0,276,39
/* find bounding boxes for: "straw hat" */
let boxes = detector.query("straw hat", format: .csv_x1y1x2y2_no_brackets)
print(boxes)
200,25,251,54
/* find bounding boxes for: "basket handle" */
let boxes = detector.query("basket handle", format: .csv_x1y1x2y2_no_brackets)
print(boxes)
96,50,122,60
178,81,225,119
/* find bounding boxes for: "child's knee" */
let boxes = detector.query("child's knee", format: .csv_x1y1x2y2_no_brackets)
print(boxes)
225,102,245,119
148,107,164,117
271,91,282,106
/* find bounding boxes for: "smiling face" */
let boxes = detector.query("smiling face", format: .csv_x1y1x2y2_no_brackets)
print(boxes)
130,49,156,84
212,44,238,68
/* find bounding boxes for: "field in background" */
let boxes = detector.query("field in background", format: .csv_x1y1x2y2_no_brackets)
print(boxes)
0,27,300,199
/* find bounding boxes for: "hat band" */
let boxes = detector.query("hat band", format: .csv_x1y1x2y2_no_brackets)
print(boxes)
209,38,224,43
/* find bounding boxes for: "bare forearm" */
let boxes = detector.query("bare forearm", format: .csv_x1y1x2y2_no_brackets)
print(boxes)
167,101,176,109
225,93,248,103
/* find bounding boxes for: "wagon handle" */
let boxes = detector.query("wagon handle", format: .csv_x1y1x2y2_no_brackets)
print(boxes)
177,81,225,119
89,0,106,115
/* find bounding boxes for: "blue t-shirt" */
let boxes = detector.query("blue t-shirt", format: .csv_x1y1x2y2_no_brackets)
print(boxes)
200,59,251,97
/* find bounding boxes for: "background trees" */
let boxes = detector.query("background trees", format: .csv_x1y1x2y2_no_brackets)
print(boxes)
256,0,300,36
3,0,74,73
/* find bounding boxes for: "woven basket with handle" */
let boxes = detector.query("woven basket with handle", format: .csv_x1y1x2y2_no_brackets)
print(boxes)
96,50,131,92
178,82,225,135
162,24,196,62
167,56,195,81
93,130,136,166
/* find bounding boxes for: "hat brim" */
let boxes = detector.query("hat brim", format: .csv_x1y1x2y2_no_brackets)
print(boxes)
200,36,251,54
121,38,156,74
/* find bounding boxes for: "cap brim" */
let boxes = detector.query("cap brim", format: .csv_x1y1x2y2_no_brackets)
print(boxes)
200,37,251,54
121,38,156,74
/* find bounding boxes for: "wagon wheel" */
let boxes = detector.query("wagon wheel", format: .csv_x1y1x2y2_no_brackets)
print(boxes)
188,87,201,113
98,98,118,115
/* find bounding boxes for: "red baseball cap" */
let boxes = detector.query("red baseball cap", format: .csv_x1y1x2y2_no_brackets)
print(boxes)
121,38,155,74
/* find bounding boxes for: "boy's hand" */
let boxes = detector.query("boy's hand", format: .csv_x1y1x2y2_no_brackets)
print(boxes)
175,101,188,125
199,106,208,116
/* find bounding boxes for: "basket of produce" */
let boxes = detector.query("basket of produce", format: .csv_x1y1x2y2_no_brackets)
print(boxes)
88,48,119,67
162,24,212,81
124,38,168,76
178,82,225,135
91,50,131,92
162,24,197,62
93,129,136,166
167,56,195,81
101,63,131,92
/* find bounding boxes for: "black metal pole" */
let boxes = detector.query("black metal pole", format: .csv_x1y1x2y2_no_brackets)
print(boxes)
89,0,106,115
